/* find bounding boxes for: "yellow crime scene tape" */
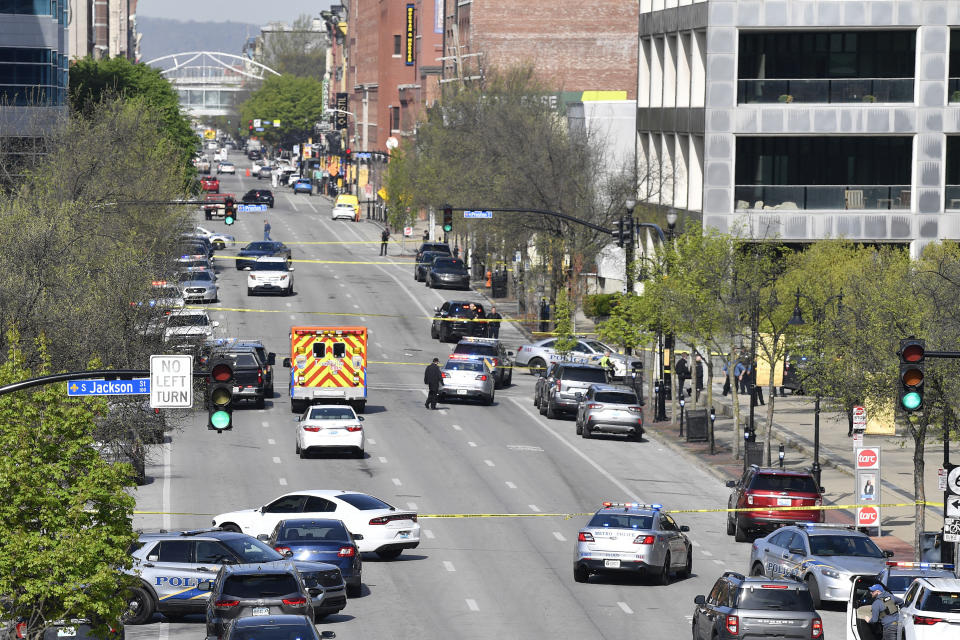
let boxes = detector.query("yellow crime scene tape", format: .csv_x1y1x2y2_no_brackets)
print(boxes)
187,305,520,324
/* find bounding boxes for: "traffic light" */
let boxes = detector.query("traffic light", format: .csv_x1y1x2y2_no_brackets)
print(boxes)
624,217,635,246
223,196,236,226
442,204,453,233
207,355,234,432
613,217,625,248
248,120,253,131
897,338,925,412
344,147,352,163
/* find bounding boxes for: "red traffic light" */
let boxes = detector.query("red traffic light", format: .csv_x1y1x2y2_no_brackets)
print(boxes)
345,148,352,155
901,343,924,362
211,363,233,382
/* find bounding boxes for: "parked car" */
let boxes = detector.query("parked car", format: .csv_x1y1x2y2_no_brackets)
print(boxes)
217,161,236,175
202,563,315,635
200,176,220,193
574,383,643,441
265,518,363,598
725,465,824,542
216,616,335,640
414,251,446,282
536,363,609,419
415,242,451,262
450,337,513,388
294,405,364,459
430,300,487,342
256,165,273,180
246,256,294,296
425,257,470,290
439,358,496,405
516,336,641,378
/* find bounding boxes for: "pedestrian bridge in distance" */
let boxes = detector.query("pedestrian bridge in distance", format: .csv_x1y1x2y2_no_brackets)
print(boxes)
144,51,281,117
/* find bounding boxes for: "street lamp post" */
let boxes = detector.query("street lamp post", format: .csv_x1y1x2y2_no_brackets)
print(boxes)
666,208,678,241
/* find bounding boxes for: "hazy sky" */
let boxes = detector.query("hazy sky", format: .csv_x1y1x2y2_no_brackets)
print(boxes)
137,0,333,25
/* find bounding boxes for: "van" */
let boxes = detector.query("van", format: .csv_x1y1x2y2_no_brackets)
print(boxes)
334,194,360,221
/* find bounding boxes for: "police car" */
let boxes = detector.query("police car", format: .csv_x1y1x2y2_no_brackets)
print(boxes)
845,569,959,640
873,561,956,597
124,529,345,624
573,502,693,585
748,523,893,607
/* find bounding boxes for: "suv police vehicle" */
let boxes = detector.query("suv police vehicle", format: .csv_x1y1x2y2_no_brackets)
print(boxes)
450,337,514,388
573,502,692,585
748,523,893,607
124,529,344,624
692,571,822,640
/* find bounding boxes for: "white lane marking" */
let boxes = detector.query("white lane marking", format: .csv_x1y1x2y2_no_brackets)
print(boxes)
508,398,641,501
618,602,634,615
452,424,463,431
468,441,477,447
338,283,345,288
162,442,171,531
407,502,418,510
368,438,376,445
505,481,517,489
553,532,566,542
378,456,388,464
484,459,495,467
701,550,714,557
267,438,276,445
529,504,541,512
392,478,402,486
272,457,281,464
306,200,318,213
353,304,359,309
713,559,725,566
262,421,269,427
443,561,456,572
376,342,383,347
285,302,292,307
424,529,435,539
279,478,288,486
465,599,479,612
692,540,701,547
285,196,299,211
289,314,296,320
346,293,353,298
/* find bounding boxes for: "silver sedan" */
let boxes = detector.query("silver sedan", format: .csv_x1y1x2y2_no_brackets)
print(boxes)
439,359,495,405
176,269,218,303
515,337,641,378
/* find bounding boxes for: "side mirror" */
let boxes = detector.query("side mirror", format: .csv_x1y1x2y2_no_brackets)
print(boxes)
680,525,690,532
788,547,805,556
725,480,736,488
694,595,706,605
197,581,213,592
320,632,336,639
219,557,236,565
434,307,440,313
351,533,363,541
268,353,276,365
283,358,291,368
883,550,895,558
358,416,365,422
507,351,515,356
282,548,293,558
212,321,220,328
256,534,269,541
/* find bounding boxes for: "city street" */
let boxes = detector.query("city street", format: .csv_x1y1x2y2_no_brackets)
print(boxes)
127,156,850,640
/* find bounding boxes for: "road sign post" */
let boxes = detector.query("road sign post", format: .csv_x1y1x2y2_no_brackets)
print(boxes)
855,447,881,535
149,355,193,409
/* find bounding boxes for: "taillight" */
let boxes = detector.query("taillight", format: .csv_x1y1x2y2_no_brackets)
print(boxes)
303,426,321,432
587,403,601,409
441,372,449,378
913,615,945,625
346,424,362,432
282,597,306,606
578,532,594,542
249,274,256,280
811,618,823,638
628,406,642,413
476,374,487,381
556,379,561,391
369,516,388,525
634,535,655,544
491,358,498,366
725,615,738,635
258,368,263,384
338,546,356,557
747,494,755,505
215,599,240,608
275,545,291,554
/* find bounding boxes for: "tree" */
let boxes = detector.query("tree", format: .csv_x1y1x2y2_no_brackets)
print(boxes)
238,75,326,146
552,288,578,354
259,15,327,82
0,334,136,640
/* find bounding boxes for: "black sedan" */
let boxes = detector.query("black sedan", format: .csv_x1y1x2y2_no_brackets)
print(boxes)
426,257,470,290
414,251,446,282
242,189,275,208
267,518,362,597
235,241,292,270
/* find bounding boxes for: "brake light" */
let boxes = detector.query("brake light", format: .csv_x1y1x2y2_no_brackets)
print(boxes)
274,545,291,554
346,424,362,432
258,369,263,384
556,379,562,391
215,599,240,608
281,597,306,606
441,372,449,378
913,615,945,625
578,532,594,542
811,617,822,638
761,584,788,589
303,426,321,432
587,403,601,409
491,358,498,366
476,374,487,381
369,516,388,525
628,406,642,413
725,615,738,635
634,535,655,544
338,546,356,557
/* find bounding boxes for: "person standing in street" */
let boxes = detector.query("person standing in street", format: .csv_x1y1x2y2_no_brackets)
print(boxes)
424,357,442,410
263,219,272,241
675,352,690,399
422,229,429,242
380,227,390,256
487,306,502,338
867,584,902,640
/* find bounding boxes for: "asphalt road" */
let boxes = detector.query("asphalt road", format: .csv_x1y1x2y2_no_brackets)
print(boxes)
129,160,848,639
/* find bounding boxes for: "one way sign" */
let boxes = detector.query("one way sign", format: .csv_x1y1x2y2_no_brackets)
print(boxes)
948,497,960,518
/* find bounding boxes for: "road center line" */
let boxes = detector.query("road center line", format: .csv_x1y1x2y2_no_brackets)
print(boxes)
443,561,455,572
272,456,281,464
618,602,634,615
392,478,402,486
465,599,479,612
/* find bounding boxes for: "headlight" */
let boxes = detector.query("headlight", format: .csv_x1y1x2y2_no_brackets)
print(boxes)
819,567,841,579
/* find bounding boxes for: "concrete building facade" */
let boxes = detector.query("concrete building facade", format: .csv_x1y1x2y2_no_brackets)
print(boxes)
637,0,960,254
68,0,140,62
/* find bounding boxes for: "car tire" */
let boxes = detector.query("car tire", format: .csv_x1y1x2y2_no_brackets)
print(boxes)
291,399,307,414
506,370,513,386
528,357,546,376
582,424,591,439
430,324,438,340
750,562,765,577
354,447,365,459
545,399,557,419
573,565,589,584
125,586,156,625
299,448,308,459
484,393,494,406
632,429,644,442
679,548,692,579
658,554,672,585
539,399,547,416
805,575,821,608
295,441,301,454
376,548,403,560
353,401,366,414
575,420,582,435
346,582,362,598
734,518,748,543
256,396,265,409
220,523,241,533
426,277,432,288
726,515,736,536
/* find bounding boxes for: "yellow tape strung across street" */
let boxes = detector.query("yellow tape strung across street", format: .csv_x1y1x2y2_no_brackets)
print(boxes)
187,306,519,323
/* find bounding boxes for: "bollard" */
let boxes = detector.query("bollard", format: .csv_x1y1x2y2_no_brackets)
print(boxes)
709,406,716,454
778,444,785,468
678,397,686,437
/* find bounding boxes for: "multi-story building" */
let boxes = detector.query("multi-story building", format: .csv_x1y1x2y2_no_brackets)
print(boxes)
69,0,140,62
637,0,960,254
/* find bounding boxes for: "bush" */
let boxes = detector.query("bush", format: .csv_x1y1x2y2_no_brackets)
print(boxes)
583,293,618,319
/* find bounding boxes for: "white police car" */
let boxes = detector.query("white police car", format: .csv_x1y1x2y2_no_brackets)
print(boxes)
573,502,692,585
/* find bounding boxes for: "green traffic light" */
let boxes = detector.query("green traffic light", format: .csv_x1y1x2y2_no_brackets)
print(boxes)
442,224,452,232
225,215,235,225
901,391,921,411
210,410,231,430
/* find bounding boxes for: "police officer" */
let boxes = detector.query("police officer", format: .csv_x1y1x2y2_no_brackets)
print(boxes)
868,583,903,640
599,351,615,378
424,357,442,410
486,306,502,338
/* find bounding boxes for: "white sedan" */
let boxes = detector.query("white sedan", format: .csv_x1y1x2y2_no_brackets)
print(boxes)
217,161,236,174
332,203,358,221
296,404,365,458
213,490,420,559
193,226,235,250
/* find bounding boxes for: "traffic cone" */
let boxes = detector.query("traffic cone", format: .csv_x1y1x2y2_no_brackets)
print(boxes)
486,270,492,287
245,168,251,177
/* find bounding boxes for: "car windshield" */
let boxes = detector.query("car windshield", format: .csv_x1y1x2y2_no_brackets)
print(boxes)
226,353,258,367
563,368,607,383
444,360,484,372
167,314,208,327
419,252,442,264
586,340,613,352
433,258,465,270
307,407,356,420
177,271,212,282
737,587,815,611
751,474,819,493
594,392,637,404
279,523,349,542
808,534,884,557
246,242,275,251
253,262,288,271
885,575,925,593
918,589,960,612
587,514,653,530
453,344,497,357
221,537,284,563
336,493,392,510
221,574,299,598
230,624,316,640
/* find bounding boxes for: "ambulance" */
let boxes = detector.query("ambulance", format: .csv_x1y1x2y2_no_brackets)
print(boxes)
284,326,368,414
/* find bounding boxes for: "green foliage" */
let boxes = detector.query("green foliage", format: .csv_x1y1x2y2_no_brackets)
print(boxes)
0,332,136,639
552,289,578,353
582,294,618,319
238,75,326,145
259,15,327,82
596,293,655,352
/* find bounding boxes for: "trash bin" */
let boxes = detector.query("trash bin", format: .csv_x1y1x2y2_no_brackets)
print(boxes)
685,409,709,442
491,271,508,298
745,441,764,467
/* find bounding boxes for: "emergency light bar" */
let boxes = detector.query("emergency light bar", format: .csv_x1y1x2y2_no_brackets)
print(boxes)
886,561,954,569
797,522,858,529
602,502,662,510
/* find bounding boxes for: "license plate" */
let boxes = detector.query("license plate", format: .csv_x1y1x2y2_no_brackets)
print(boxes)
327,430,339,435
57,628,76,637
398,531,410,539
457,389,467,395
777,498,792,506
604,559,620,568
252,607,270,616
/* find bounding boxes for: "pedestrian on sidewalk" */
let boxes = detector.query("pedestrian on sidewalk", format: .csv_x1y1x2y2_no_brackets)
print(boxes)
486,306,502,338
453,245,460,258
263,219,272,241
675,352,690,399
694,353,704,403
380,227,390,256
422,229,429,242
424,357,442,410
736,359,747,395
867,584,902,640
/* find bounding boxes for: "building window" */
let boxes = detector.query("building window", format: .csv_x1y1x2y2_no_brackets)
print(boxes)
0,0,53,15
734,137,912,211
390,107,400,131
949,30,960,102
944,137,960,208
738,31,915,103
0,46,62,106
394,35,402,56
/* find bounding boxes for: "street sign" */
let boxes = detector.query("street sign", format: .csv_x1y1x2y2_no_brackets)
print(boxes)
856,506,880,527
856,447,880,470
403,226,413,237
949,466,960,496
255,127,264,132
944,517,960,543
947,496,960,518
852,405,867,432
238,204,267,213
940,467,948,491
852,432,863,450
463,210,493,219
253,119,261,128
67,378,150,396
149,355,193,409
273,120,281,127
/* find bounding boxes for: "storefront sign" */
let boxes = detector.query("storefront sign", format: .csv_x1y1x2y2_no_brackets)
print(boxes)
405,4,416,66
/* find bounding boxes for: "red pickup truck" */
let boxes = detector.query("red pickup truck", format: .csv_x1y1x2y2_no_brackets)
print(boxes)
203,193,235,220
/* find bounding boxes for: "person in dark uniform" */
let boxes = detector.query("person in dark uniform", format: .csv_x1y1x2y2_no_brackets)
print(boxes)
675,352,690,399
487,306,502,338
868,583,902,640
380,227,390,256
424,357,442,409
